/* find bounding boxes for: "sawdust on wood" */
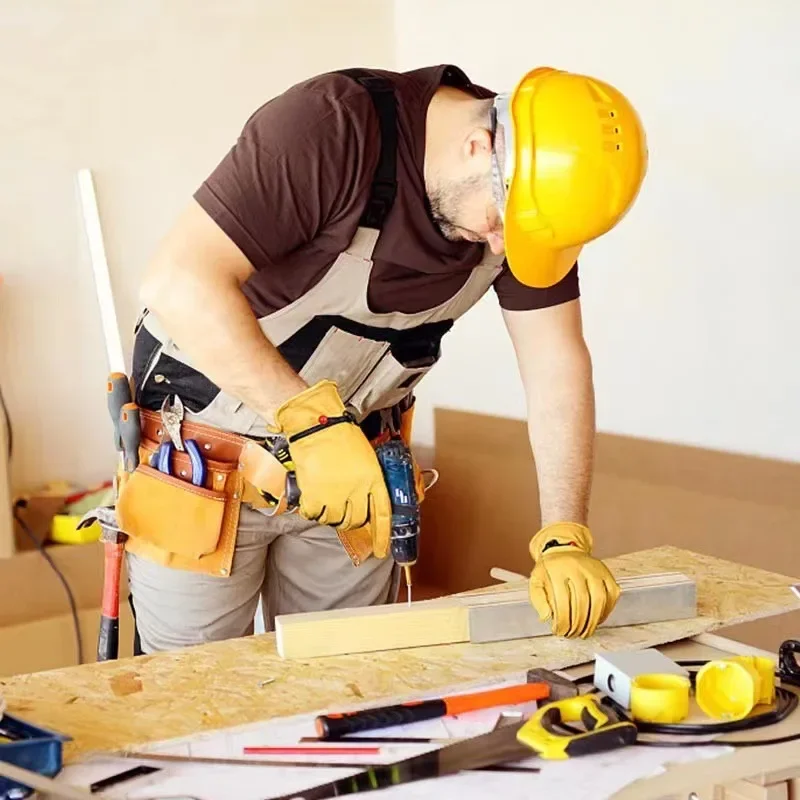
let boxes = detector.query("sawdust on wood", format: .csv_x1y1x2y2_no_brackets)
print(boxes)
3,546,798,763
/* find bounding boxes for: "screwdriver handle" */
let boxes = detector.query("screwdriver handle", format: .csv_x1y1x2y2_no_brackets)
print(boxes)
106,372,132,451
119,402,141,473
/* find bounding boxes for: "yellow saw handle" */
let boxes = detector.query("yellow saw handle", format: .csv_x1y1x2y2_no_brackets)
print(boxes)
517,694,637,760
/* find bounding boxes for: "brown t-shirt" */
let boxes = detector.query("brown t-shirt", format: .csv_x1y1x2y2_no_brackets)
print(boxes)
194,64,579,316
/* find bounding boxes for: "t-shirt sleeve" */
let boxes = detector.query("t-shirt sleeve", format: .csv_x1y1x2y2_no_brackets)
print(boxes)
492,260,580,311
193,79,377,272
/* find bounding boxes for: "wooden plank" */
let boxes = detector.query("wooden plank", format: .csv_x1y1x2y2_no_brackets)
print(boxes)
275,594,473,659
489,566,525,583
275,571,696,659
468,572,696,643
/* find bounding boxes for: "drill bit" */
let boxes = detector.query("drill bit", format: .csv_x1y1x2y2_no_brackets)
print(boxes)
404,564,413,606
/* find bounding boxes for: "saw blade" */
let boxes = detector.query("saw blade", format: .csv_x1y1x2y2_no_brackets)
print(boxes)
267,719,536,799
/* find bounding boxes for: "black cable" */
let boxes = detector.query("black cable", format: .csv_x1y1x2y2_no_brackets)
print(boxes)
0,381,11,458
1,380,82,666
13,500,83,666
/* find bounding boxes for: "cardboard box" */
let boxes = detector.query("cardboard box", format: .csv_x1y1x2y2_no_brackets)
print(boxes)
0,540,133,676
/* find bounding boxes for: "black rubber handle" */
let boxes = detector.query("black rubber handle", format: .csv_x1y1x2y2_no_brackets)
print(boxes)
315,699,446,739
779,639,800,686
285,472,300,508
97,615,119,663
563,722,638,757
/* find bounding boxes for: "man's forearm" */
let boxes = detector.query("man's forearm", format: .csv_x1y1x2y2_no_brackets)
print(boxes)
525,344,595,526
141,261,306,428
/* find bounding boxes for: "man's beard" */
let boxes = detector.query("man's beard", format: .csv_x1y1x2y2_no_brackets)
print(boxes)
426,173,487,242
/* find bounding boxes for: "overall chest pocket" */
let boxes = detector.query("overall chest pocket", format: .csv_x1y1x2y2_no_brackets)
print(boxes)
298,327,390,401
347,321,456,417
284,315,453,418
346,326,448,417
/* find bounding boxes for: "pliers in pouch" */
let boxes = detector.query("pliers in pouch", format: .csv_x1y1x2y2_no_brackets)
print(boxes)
150,394,208,487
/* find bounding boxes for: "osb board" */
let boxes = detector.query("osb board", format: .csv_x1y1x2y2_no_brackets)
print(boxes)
417,408,800,652
2,545,798,764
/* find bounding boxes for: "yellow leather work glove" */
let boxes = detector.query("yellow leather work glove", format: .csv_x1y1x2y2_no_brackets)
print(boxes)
528,522,621,639
273,380,392,558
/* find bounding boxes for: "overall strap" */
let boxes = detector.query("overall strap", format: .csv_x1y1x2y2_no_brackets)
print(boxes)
336,68,398,230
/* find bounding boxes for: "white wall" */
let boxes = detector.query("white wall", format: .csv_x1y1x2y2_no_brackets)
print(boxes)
3,0,797,499
395,0,800,463
0,0,394,491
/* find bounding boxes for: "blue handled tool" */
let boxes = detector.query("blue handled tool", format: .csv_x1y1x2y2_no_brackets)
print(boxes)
152,438,207,486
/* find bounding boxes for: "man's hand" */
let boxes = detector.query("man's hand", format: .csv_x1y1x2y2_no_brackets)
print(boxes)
528,522,620,638
274,380,392,556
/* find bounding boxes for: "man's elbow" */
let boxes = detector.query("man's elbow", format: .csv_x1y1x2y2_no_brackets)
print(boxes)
138,246,205,317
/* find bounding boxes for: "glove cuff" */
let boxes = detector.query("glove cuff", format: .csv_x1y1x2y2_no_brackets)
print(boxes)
529,522,593,562
274,380,354,437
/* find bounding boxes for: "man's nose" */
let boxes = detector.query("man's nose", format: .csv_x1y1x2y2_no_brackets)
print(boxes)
487,231,505,255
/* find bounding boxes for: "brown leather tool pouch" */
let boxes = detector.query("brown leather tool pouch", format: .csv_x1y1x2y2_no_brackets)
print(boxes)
117,410,283,578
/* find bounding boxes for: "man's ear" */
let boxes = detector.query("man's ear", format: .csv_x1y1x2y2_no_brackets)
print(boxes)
465,125,493,161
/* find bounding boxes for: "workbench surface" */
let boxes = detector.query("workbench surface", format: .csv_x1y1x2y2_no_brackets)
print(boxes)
2,546,798,764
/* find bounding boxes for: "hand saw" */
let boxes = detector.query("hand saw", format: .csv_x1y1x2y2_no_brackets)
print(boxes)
267,694,637,799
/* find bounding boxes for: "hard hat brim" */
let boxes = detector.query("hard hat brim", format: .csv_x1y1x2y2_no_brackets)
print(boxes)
504,214,582,288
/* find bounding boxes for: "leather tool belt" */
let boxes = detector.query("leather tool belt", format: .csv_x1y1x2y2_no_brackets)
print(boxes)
116,400,423,577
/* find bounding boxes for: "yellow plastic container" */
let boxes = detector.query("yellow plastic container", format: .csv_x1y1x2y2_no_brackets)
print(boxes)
695,656,776,721
630,673,691,724
50,513,101,544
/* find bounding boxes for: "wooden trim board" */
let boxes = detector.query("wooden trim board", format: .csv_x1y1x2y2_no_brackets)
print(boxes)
275,571,696,659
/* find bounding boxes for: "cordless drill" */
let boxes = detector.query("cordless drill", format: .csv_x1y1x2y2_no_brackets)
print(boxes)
274,435,421,604
374,437,421,605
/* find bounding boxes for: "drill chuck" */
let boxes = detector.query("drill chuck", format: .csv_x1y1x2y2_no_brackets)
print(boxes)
374,438,420,568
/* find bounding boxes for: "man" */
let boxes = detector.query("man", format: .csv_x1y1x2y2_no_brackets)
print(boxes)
119,63,647,654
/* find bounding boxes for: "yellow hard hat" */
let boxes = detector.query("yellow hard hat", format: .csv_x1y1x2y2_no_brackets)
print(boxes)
491,67,648,288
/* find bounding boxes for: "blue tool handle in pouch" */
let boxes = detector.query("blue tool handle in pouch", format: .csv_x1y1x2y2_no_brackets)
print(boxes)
152,440,206,487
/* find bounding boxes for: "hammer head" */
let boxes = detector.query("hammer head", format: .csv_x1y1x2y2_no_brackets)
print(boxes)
526,668,579,704
78,505,128,545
